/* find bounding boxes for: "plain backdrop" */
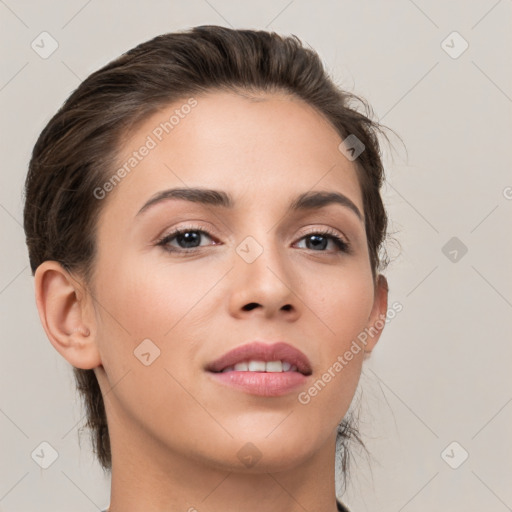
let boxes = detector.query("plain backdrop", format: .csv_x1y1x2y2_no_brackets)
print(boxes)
1,1,511,511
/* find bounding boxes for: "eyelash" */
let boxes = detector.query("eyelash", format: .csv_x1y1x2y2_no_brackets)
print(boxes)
156,224,352,255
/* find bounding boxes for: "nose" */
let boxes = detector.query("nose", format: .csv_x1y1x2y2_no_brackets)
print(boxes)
228,237,300,321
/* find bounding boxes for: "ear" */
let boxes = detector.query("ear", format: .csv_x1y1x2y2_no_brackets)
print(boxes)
34,261,101,370
362,274,389,354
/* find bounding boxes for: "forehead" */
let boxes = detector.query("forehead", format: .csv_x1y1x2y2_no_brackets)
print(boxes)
102,90,364,219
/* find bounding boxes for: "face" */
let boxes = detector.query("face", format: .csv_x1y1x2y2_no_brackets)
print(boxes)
85,90,387,473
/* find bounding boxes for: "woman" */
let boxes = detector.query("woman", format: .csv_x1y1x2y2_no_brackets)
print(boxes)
23,25,392,512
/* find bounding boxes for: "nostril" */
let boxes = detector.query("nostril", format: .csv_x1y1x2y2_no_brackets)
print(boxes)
242,303,260,311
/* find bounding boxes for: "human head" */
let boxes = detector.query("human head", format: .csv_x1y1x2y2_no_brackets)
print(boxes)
23,25,392,487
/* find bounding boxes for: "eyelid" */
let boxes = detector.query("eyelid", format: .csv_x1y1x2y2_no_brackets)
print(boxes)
295,224,348,242
155,222,218,243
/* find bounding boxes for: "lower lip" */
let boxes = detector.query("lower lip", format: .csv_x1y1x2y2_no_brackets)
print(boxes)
207,370,308,397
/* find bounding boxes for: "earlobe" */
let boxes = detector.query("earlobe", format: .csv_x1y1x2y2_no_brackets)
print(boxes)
34,261,101,370
363,274,389,353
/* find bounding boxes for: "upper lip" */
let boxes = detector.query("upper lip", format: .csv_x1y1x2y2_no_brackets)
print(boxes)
205,341,313,376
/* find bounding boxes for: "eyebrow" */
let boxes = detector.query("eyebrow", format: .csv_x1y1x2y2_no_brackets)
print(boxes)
135,187,364,222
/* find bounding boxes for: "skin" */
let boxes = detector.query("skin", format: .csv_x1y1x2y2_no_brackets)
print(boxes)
34,90,388,512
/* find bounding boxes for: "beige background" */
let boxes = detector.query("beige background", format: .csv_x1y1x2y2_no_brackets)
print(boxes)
1,1,511,511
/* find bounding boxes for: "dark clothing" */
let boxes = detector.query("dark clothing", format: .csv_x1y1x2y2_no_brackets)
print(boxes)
337,499,350,511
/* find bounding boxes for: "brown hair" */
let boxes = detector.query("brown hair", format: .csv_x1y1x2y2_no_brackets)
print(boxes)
23,25,395,486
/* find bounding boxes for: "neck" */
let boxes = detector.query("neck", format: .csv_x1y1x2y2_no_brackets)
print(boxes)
106,416,340,512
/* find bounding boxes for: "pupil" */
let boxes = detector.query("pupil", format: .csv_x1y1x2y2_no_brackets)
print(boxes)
178,231,200,248
308,234,327,250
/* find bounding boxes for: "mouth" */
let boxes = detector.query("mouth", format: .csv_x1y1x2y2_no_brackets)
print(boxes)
205,341,313,375
217,360,300,373
205,341,312,397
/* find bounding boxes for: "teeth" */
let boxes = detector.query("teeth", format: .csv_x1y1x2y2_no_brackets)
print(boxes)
265,361,282,372
248,360,266,372
282,361,291,371
222,360,297,373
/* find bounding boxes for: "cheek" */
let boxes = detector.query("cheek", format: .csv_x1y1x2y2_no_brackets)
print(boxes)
303,261,374,347
98,256,224,339
299,265,373,404
295,281,369,425
92,260,214,441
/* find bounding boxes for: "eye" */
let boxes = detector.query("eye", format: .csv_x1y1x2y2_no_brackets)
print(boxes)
156,225,351,255
156,225,218,253
295,229,351,253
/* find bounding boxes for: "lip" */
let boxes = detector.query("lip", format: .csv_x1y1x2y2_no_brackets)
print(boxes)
208,370,308,397
205,341,312,397
205,341,313,375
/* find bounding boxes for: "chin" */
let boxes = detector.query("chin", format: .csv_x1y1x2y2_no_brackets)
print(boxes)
209,432,322,474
